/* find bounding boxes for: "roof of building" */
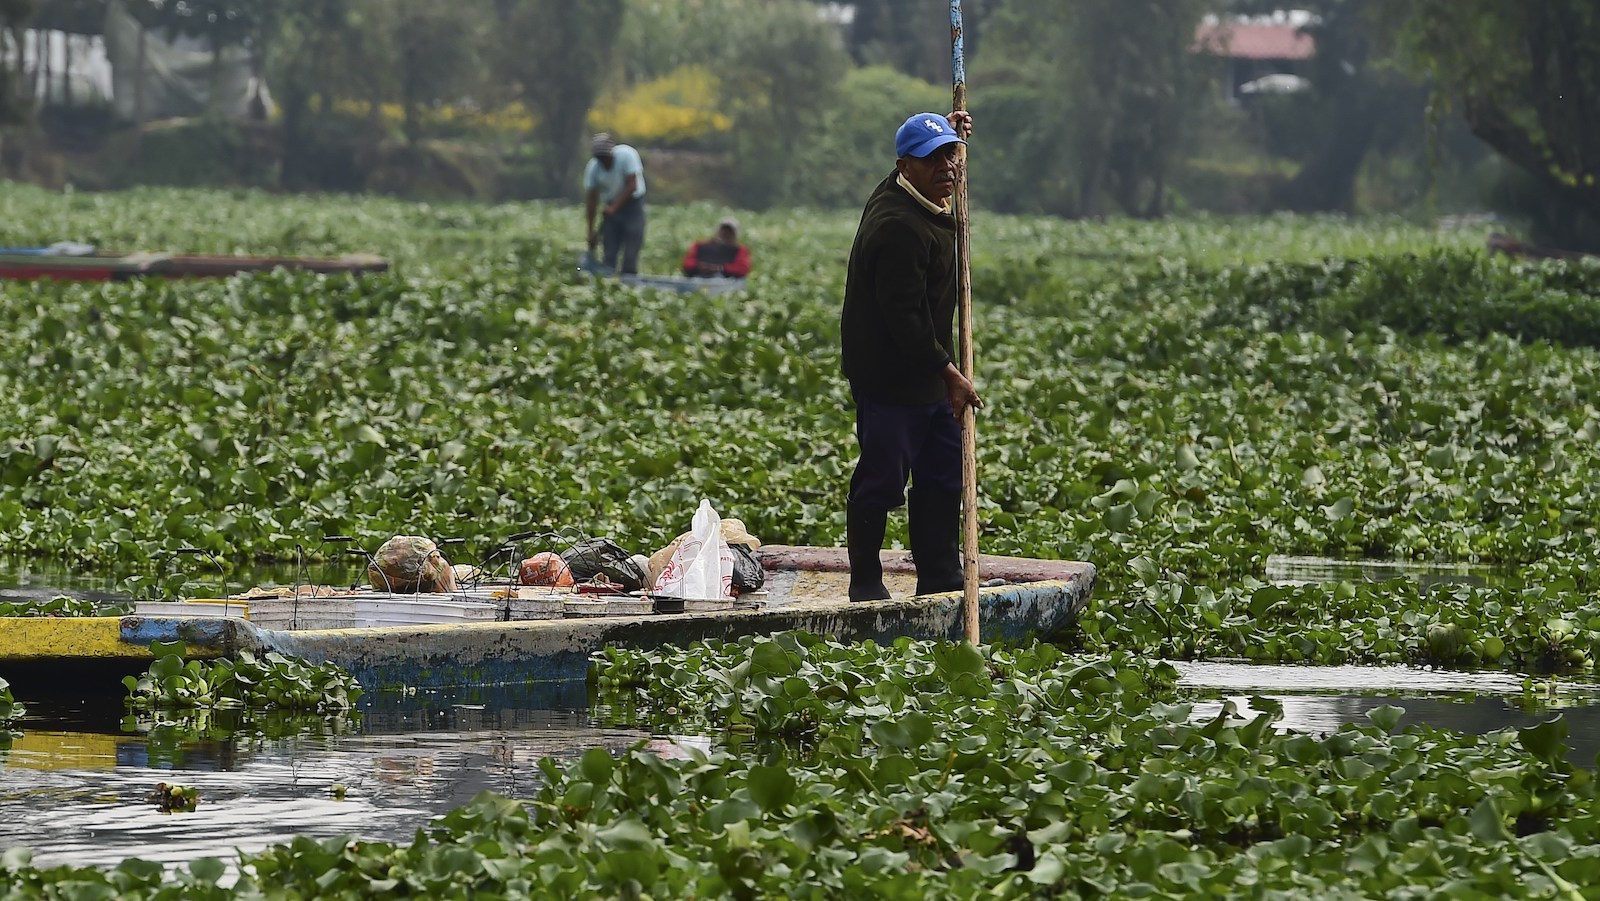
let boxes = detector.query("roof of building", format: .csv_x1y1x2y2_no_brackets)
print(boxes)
1193,21,1316,61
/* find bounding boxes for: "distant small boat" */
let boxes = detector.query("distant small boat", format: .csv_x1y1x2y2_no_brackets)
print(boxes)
1485,232,1598,264
0,247,389,281
578,253,745,296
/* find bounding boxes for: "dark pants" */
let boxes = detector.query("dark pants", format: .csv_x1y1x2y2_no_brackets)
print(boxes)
600,198,646,275
848,396,963,510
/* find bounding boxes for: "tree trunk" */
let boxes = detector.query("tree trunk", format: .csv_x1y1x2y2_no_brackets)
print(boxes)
1075,121,1112,219
1464,97,1600,249
210,41,223,116
280,85,308,189
133,24,146,163
31,29,42,101
39,29,48,106
1276,92,1380,212
61,33,70,107
403,101,419,146
1144,164,1167,219
402,63,420,146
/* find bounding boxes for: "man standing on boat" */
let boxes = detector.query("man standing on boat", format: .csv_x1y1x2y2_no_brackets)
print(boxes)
841,111,981,602
584,133,647,275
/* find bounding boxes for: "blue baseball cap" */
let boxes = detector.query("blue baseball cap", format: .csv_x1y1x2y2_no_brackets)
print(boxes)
895,112,963,159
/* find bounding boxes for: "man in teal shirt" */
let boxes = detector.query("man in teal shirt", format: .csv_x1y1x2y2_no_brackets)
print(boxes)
584,133,648,275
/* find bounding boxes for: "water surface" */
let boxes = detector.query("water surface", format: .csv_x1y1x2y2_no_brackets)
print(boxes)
0,682,645,871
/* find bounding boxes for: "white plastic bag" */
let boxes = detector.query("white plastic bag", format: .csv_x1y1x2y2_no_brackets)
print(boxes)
651,499,736,599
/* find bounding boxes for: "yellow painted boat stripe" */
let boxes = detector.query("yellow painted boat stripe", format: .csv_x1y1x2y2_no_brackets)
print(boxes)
0,617,149,661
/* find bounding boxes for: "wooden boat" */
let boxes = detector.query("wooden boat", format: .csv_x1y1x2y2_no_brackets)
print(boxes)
578,253,745,296
0,250,389,281
0,546,1094,692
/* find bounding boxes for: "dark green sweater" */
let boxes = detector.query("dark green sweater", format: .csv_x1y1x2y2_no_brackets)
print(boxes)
840,173,958,404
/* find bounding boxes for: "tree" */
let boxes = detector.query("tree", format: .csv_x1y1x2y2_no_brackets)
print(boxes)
496,0,625,198
1218,0,1429,213
616,0,744,86
844,0,948,84
717,0,848,207
838,0,1002,84
263,0,362,188
974,0,1210,217
388,0,487,145
1380,1,1600,248
794,65,949,208
0,0,35,125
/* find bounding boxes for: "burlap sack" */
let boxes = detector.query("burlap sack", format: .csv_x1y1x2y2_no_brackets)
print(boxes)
368,535,457,593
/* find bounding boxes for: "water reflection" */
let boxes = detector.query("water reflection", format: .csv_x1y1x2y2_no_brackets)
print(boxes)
0,680,646,871
1189,694,1600,767
1171,660,1552,695
0,556,135,605
1175,660,1600,765
1262,554,1514,589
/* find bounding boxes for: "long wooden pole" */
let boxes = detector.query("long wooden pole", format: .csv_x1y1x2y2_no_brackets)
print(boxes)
951,0,981,645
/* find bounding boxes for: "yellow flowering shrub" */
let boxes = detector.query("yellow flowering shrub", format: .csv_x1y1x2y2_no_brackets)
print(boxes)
588,65,733,145
331,100,536,134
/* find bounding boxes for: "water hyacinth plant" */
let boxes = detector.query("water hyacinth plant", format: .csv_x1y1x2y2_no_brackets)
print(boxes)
122,642,363,712
1084,557,1600,672
0,677,23,726
0,595,99,617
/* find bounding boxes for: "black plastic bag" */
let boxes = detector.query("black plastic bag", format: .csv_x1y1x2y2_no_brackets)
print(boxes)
562,538,648,591
731,543,765,592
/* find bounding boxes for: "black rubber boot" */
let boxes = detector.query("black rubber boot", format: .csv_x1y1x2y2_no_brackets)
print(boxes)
908,486,964,595
847,502,891,601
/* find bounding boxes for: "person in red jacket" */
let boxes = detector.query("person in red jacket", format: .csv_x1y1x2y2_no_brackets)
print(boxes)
682,217,751,279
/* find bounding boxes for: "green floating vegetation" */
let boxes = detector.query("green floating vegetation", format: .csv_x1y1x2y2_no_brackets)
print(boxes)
148,781,200,814
1084,556,1600,672
1196,251,1600,348
0,198,1544,587
122,642,363,713
0,676,23,726
8,632,1600,898
0,594,101,618
589,630,1179,742
5,194,1600,663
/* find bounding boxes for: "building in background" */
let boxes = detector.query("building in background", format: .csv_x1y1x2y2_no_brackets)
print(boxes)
2,0,268,124
1193,11,1317,103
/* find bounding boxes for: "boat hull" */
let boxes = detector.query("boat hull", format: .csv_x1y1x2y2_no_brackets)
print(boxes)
0,548,1094,692
577,253,745,295
0,252,389,281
